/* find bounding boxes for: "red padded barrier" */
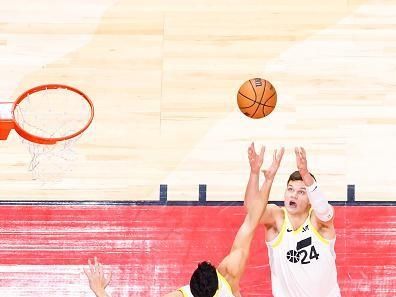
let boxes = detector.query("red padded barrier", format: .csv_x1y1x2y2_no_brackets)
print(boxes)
0,205,394,296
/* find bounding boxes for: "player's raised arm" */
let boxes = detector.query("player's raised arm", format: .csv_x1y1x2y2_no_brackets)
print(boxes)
295,147,334,226
244,145,284,227
218,148,283,290
244,142,264,207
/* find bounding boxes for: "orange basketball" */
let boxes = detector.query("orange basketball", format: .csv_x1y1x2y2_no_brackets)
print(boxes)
237,78,277,119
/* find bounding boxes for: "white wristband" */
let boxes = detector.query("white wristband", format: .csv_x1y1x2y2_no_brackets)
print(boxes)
307,182,334,222
307,181,318,192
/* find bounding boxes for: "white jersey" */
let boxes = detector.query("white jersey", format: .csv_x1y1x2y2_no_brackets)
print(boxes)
266,208,341,297
178,271,235,297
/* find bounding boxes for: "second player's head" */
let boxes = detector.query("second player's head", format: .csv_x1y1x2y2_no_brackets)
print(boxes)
284,171,316,215
190,261,218,297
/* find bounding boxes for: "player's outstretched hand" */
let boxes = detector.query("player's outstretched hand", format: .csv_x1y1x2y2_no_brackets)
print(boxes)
295,147,309,176
248,142,265,174
84,257,112,297
262,147,284,181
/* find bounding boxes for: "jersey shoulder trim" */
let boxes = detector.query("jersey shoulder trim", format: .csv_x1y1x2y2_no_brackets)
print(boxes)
177,286,189,297
268,207,287,248
217,271,233,294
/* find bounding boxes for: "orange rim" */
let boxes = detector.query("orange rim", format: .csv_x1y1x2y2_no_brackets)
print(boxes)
12,84,94,145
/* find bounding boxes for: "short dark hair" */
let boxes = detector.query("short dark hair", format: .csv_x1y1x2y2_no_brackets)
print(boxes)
287,170,316,185
190,261,218,297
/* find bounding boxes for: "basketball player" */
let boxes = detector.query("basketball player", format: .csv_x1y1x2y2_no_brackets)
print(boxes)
84,146,284,297
244,145,341,297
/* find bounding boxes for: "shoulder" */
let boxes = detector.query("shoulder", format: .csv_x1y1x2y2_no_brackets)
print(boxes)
260,203,284,227
260,204,285,241
270,204,284,218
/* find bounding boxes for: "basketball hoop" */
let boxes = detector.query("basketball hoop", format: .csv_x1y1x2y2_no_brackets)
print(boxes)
0,84,94,180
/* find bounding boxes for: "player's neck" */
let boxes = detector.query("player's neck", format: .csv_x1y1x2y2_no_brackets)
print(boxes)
286,210,309,230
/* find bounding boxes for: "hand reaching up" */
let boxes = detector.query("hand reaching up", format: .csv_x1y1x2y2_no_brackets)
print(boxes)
248,142,265,174
262,147,285,181
84,257,112,297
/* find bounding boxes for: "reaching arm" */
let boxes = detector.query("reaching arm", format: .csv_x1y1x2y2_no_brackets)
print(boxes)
219,147,283,281
244,145,284,227
244,142,264,205
295,147,334,225
218,178,274,281
84,257,112,297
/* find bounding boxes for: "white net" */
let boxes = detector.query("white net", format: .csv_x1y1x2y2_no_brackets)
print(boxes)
13,87,92,181
24,136,83,181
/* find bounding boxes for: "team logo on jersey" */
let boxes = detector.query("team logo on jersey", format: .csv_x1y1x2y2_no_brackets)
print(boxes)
286,237,319,264
286,249,300,263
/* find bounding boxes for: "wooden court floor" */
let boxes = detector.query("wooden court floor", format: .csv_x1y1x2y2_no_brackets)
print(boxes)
0,1,395,296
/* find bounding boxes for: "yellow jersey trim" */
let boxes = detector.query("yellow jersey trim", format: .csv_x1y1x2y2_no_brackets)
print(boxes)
284,208,309,235
178,287,188,297
270,208,329,248
217,270,232,294
308,209,329,245
271,207,287,248
292,218,305,234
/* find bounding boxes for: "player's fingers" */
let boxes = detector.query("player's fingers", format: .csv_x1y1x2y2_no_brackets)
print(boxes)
296,147,303,159
294,147,299,156
299,147,305,159
88,258,94,274
278,147,285,161
94,257,100,271
106,271,112,286
301,147,307,159
259,146,265,159
83,267,91,277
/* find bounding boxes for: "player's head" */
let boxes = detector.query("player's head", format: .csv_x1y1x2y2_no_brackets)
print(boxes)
284,171,316,215
190,261,218,297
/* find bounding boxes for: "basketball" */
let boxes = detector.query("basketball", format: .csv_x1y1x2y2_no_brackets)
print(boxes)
237,78,277,119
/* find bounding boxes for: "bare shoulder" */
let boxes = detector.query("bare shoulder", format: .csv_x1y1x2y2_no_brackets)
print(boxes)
261,204,286,242
163,290,183,297
260,203,283,227
268,203,283,217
